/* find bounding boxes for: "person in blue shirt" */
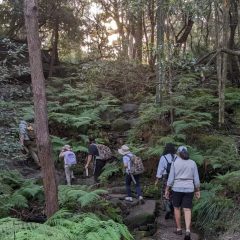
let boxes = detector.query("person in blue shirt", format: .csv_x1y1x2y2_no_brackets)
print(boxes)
165,146,200,240
155,143,176,219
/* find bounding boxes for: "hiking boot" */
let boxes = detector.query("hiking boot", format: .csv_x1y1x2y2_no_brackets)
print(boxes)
184,232,191,240
173,229,182,235
138,196,145,204
124,197,133,202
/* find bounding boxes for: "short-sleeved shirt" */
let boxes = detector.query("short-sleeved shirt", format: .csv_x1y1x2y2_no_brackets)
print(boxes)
88,144,99,157
19,121,30,141
123,153,133,173
62,150,75,165
156,154,176,178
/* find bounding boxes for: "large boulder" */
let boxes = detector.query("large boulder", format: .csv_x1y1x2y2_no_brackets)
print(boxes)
121,103,138,113
124,200,157,229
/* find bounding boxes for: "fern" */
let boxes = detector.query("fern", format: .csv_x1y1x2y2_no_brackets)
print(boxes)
214,171,240,193
99,162,122,183
58,185,108,208
193,188,234,233
0,212,133,240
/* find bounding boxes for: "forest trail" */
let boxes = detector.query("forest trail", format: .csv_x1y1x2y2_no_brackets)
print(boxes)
153,209,200,240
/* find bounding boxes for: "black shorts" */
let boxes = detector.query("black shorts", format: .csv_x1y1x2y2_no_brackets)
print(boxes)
172,191,194,209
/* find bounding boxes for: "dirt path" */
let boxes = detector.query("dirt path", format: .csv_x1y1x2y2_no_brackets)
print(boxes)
153,210,199,240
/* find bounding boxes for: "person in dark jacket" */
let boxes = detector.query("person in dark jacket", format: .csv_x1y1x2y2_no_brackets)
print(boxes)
84,137,105,184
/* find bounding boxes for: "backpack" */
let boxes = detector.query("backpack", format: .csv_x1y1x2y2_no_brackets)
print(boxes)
65,151,77,165
127,154,145,175
95,144,112,160
164,154,176,176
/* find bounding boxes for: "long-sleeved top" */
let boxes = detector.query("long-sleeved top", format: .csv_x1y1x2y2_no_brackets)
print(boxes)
167,156,200,193
156,154,175,178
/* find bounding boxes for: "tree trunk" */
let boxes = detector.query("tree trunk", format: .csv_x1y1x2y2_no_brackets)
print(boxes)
24,0,59,218
135,0,143,63
148,0,156,70
228,0,239,85
49,16,59,78
216,0,230,127
156,0,165,104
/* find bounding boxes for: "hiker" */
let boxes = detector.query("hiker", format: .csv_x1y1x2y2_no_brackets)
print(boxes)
59,145,76,185
118,145,144,203
84,137,112,184
19,120,40,167
155,143,176,219
165,146,200,240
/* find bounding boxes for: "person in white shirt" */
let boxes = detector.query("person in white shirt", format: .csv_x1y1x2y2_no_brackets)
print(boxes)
155,143,176,219
59,145,76,185
118,145,144,203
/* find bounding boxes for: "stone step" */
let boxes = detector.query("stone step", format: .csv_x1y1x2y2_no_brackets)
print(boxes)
124,199,157,230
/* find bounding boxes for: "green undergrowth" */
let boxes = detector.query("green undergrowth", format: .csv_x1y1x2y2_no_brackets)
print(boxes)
0,210,133,240
0,169,132,239
127,71,240,235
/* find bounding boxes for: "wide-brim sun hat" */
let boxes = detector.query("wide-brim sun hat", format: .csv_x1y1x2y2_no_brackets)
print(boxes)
118,145,130,155
63,145,71,150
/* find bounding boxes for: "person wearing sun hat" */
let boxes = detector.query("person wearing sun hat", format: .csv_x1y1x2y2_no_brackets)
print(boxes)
118,145,144,203
165,146,200,240
59,145,76,185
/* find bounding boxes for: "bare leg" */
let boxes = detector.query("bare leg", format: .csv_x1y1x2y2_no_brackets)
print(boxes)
183,208,191,232
174,207,182,230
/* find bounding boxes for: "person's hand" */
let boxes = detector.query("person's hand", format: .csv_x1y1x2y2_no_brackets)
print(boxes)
85,164,88,169
165,189,170,199
195,191,200,199
155,179,159,186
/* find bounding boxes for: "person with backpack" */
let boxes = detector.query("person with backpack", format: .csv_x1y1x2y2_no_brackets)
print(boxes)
59,145,77,186
84,137,112,184
19,120,40,167
165,146,200,240
118,145,144,203
155,143,176,219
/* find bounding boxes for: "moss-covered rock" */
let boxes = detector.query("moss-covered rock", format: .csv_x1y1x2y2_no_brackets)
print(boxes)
112,118,131,131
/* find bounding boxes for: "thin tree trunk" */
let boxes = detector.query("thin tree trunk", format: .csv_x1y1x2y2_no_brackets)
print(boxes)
156,0,165,104
148,0,155,70
24,0,59,218
49,16,59,78
166,15,174,132
216,0,230,127
135,0,143,63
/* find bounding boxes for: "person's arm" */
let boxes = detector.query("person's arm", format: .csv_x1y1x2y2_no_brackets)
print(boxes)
19,125,25,146
59,149,65,158
85,144,95,169
85,155,93,169
155,156,166,185
19,134,24,146
193,162,201,199
165,164,175,199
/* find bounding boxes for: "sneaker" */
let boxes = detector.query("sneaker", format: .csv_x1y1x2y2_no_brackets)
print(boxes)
124,197,133,202
184,232,191,240
173,229,182,235
138,196,145,204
